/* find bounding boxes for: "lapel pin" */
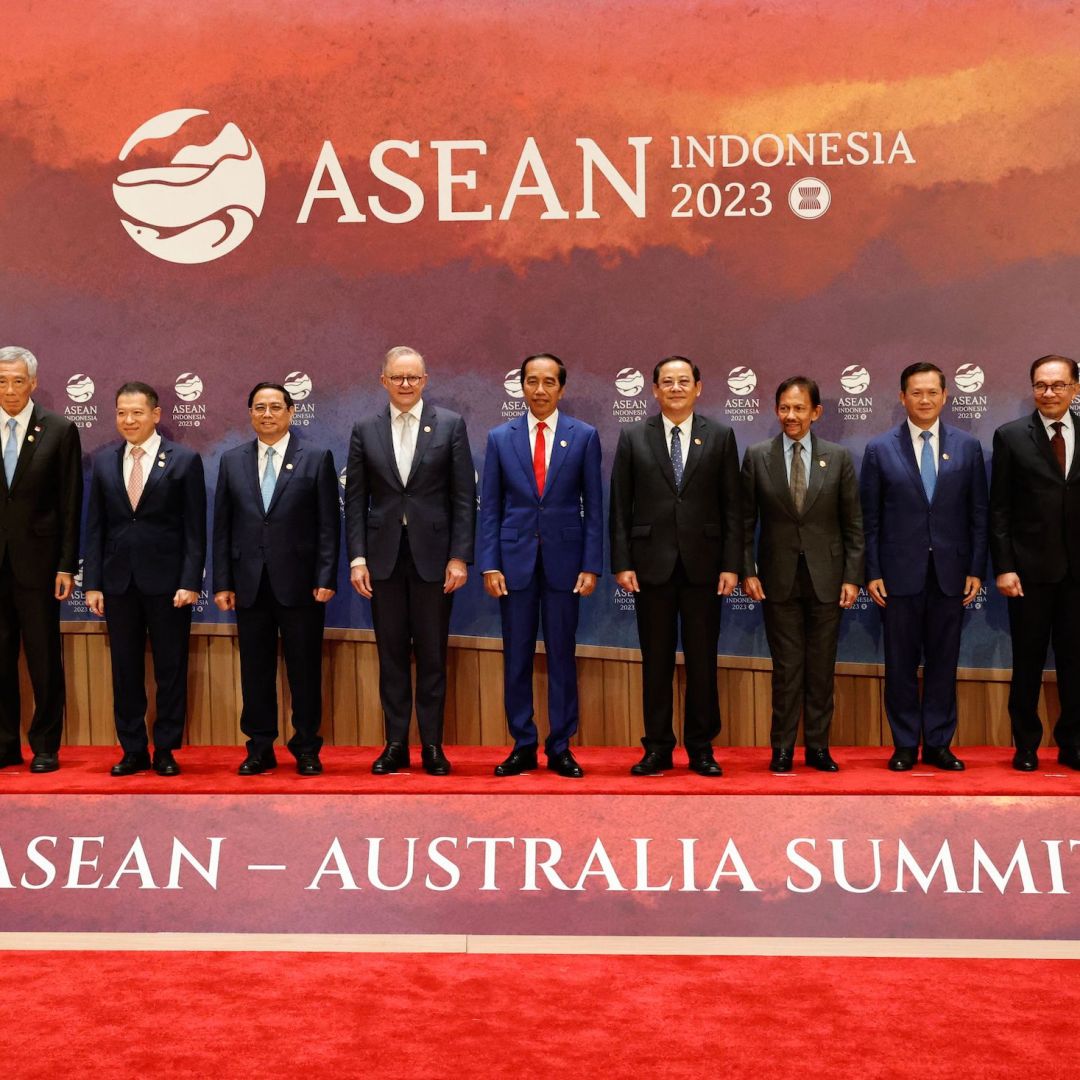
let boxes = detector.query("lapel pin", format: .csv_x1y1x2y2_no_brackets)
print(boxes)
33,425,42,433
157,460,165,467
560,439,568,447
27,435,34,443
819,459,826,467
424,425,432,433
694,437,702,445
942,453,950,461
286,463,294,470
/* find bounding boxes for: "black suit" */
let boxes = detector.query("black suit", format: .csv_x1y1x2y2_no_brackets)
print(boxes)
83,437,206,753
741,432,864,749
610,413,742,753
990,410,1080,750
345,403,475,745
213,435,340,757
0,403,82,758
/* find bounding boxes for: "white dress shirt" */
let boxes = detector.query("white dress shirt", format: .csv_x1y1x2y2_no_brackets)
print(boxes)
528,409,558,471
907,418,941,475
123,431,162,486
661,413,694,464
1040,410,1076,474
258,431,290,481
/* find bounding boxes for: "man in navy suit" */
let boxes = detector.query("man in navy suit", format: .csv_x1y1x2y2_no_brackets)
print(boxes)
84,382,206,776
479,353,603,778
213,383,340,776
346,346,475,776
860,362,988,771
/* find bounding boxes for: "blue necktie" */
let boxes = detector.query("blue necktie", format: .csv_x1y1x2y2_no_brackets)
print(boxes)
261,446,277,511
671,426,684,488
919,430,936,501
4,418,18,486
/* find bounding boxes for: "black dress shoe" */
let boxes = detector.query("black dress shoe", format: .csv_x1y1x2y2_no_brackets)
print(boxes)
111,750,151,776
296,752,323,776
888,747,917,771
238,751,277,776
805,747,840,772
29,752,59,773
372,742,410,774
546,749,584,778
922,745,965,771
769,748,794,773
421,745,451,776
1012,748,1039,772
1058,747,1080,771
631,750,674,776
687,749,723,777
494,746,538,776
152,749,181,776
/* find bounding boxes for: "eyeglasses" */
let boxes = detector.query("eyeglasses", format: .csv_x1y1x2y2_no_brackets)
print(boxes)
1032,382,1076,395
251,403,289,415
657,379,694,390
386,374,425,387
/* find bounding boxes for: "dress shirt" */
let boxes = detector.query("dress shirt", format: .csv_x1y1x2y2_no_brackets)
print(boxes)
1040,410,1075,475
528,409,558,471
122,431,162,487
782,431,813,483
906,418,941,475
390,399,424,480
661,413,694,462
0,399,35,460
258,431,290,482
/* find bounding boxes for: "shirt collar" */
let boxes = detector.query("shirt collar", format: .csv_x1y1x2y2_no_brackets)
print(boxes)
1040,410,1074,434
907,418,940,445
1,400,35,428
126,430,161,459
782,430,813,455
529,408,558,432
258,431,290,456
391,399,424,424
661,412,693,439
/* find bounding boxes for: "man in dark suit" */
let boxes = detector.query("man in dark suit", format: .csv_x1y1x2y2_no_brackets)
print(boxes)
860,362,988,772
83,382,206,776
610,356,742,777
213,382,340,776
0,346,82,773
479,353,602,779
990,354,1080,771
741,376,864,773
346,346,475,776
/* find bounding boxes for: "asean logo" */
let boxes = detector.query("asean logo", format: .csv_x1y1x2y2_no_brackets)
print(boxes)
113,109,265,264
284,371,313,400
727,367,757,396
65,375,95,403
788,177,831,220
175,373,204,401
503,369,524,398
954,364,985,394
614,368,645,397
840,365,871,394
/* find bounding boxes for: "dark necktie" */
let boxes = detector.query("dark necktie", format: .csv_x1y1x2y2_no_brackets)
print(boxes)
671,426,684,488
790,441,806,514
1051,421,1067,476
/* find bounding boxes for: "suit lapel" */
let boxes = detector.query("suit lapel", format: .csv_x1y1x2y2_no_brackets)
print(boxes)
1068,411,1080,482
802,433,827,515
136,437,170,507
894,423,928,507
245,440,263,508
511,416,540,498
544,416,573,496
646,415,678,494
765,435,796,518
1029,411,1071,482
406,404,436,485
678,415,709,491
8,406,45,492
267,438,301,514
377,407,402,489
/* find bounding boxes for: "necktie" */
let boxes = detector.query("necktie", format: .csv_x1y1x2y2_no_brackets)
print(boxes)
1051,421,1067,476
533,421,547,495
919,430,936,501
127,446,146,509
670,426,684,488
3,418,17,486
397,412,416,484
790,441,807,514
261,446,277,511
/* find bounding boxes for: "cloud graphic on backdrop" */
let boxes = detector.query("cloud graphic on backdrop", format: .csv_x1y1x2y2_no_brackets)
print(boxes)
840,365,871,394
113,109,265,264
954,363,985,393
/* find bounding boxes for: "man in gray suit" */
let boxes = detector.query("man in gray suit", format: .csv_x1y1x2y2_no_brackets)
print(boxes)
741,376,864,772
346,346,475,776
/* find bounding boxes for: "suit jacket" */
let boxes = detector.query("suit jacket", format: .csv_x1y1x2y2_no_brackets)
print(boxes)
860,420,988,597
990,410,1080,584
478,413,603,592
83,437,206,595
345,403,475,582
0,403,82,588
741,432,864,602
213,435,340,607
609,412,742,586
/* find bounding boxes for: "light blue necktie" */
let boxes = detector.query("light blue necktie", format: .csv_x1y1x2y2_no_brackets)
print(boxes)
919,430,936,501
261,446,277,511
671,426,684,488
4,418,18,486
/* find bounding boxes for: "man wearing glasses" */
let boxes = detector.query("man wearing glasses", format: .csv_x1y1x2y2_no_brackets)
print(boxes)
991,355,1080,771
346,346,475,775
213,382,340,775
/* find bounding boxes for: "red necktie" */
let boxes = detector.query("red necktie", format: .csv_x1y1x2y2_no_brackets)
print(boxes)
533,421,547,495
1051,421,1067,476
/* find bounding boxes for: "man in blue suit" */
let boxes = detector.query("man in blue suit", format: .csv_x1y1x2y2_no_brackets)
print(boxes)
213,382,340,776
860,362,988,771
84,382,206,776
479,353,603,778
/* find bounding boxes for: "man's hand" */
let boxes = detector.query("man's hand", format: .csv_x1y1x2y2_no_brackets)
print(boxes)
996,572,1023,598
55,573,73,601
444,559,468,594
615,570,639,593
313,588,335,603
483,570,508,598
839,583,859,608
86,590,104,616
717,572,738,596
867,579,888,608
573,572,597,596
173,589,199,608
743,576,766,602
962,576,981,606
214,590,236,612
351,565,372,598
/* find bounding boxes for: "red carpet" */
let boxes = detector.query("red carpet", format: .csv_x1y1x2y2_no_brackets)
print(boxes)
1,950,1077,1079
2,745,1078,795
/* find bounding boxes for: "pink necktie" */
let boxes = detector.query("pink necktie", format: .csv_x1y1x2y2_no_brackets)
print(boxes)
127,446,145,509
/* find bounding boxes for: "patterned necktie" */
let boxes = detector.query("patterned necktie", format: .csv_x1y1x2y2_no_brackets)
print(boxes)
533,421,547,495
3,418,17,486
670,426,684,488
790,441,807,514
1051,421,1067,476
398,412,416,484
261,446,277,511
919,430,936,500
127,446,146,509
